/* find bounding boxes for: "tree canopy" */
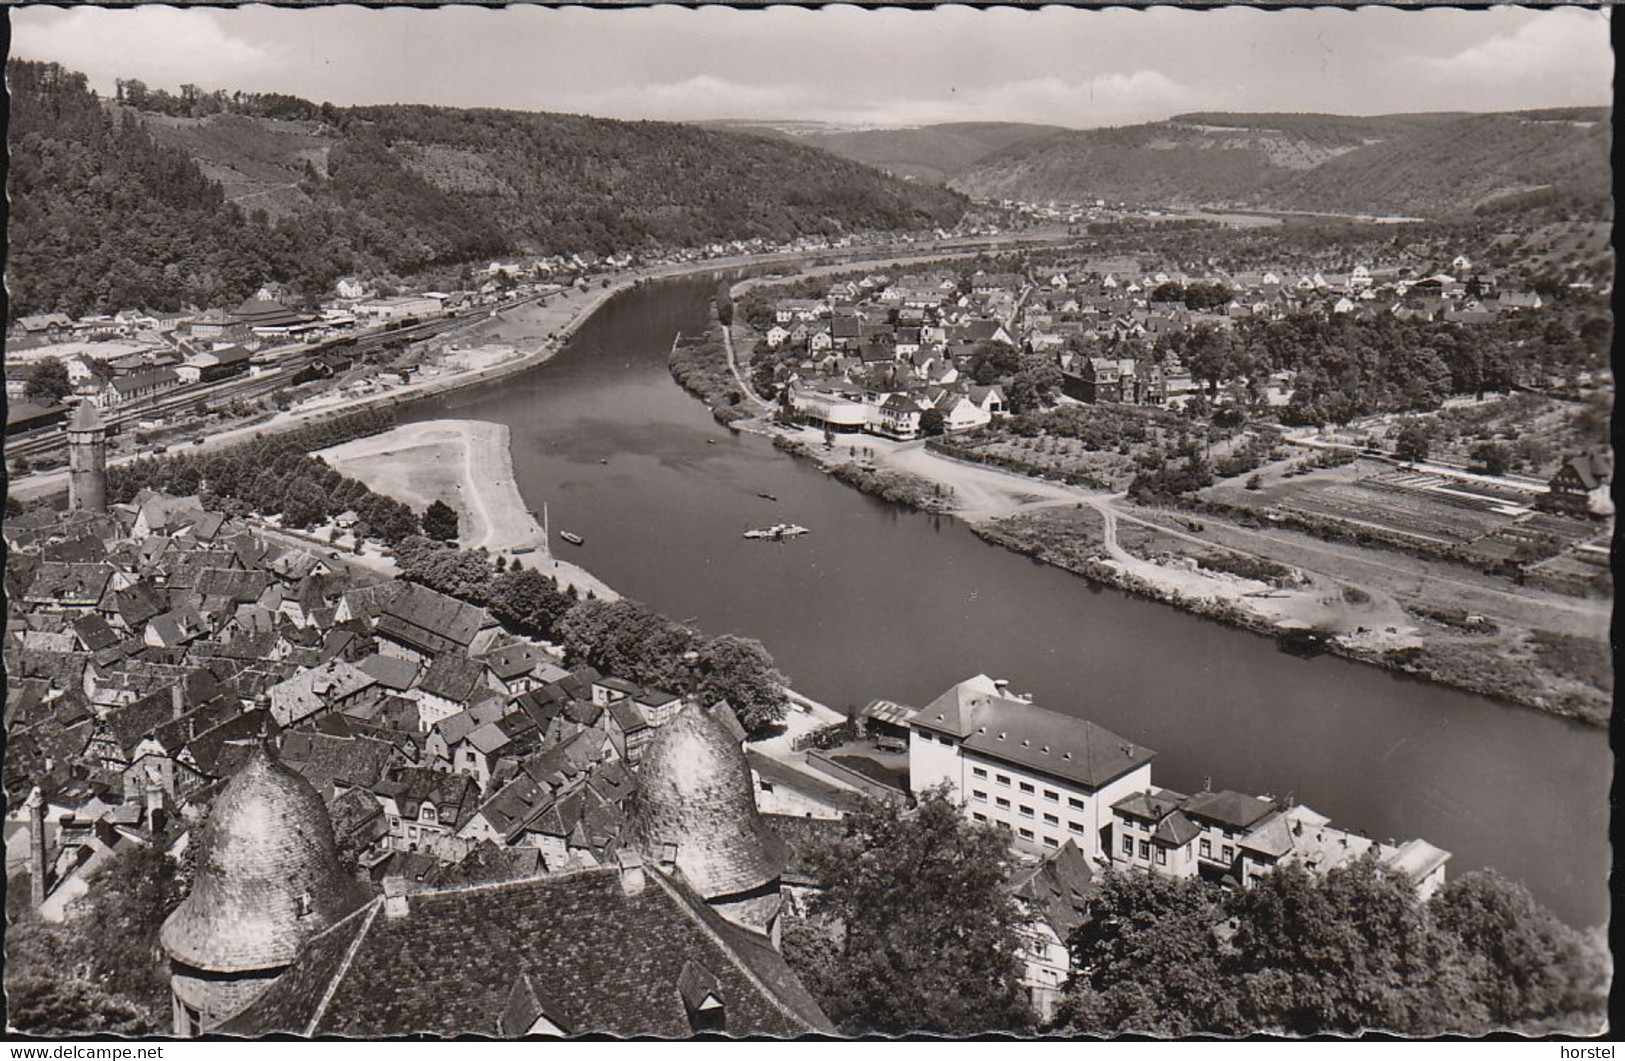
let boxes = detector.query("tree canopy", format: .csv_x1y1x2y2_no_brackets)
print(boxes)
422,499,461,543
24,358,74,406
783,787,1035,1036
1053,862,1607,1037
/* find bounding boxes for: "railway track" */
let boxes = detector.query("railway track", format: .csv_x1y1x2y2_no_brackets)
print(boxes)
6,301,518,465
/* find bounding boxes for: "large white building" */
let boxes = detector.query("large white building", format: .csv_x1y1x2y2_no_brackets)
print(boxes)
909,674,1450,900
908,674,1155,864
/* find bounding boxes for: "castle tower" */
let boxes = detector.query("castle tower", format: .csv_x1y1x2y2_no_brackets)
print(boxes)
27,786,48,908
631,702,785,940
66,401,108,514
159,744,370,1036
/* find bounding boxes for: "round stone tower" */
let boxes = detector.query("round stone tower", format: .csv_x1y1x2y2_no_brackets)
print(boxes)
632,702,785,939
160,744,371,1036
66,401,108,514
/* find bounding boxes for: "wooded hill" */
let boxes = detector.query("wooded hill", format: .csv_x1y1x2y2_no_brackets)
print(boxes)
947,109,1612,218
6,61,967,319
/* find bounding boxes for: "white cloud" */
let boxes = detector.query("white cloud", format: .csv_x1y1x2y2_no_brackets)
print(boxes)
550,69,1194,128
11,8,273,94
948,71,1198,126
1415,10,1612,108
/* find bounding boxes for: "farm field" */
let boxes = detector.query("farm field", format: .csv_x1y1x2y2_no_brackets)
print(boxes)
1203,454,1606,591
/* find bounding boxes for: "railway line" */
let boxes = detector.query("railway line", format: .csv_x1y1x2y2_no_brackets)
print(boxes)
6,300,522,467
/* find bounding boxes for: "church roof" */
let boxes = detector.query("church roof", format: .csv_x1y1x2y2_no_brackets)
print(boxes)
160,744,372,973
631,703,784,901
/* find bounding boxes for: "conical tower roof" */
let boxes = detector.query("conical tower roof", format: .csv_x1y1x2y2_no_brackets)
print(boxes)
632,702,783,900
161,744,371,973
67,401,105,432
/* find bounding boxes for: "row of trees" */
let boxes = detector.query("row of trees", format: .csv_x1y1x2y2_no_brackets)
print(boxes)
391,537,790,734
777,789,1608,1038
1056,862,1608,1036
556,599,788,734
109,433,421,544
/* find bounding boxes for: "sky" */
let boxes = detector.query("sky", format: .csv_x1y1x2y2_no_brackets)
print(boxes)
10,5,1614,129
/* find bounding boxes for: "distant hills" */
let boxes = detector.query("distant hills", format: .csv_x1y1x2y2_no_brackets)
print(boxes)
6,61,967,319
944,110,1613,217
707,120,1069,184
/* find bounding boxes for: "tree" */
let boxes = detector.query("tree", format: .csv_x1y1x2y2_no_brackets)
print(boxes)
1183,325,1236,397
488,567,574,638
422,499,460,542
692,634,787,734
3,841,189,1032
919,408,946,437
1393,422,1431,463
3,975,156,1036
555,598,696,693
24,358,73,406
1224,860,1481,1036
1432,871,1610,1030
1469,441,1512,475
787,787,1034,1036
1055,870,1232,1036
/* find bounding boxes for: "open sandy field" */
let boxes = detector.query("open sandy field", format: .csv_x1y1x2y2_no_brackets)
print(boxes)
318,419,616,600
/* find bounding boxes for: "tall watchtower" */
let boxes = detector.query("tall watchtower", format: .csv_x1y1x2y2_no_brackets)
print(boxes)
66,401,108,514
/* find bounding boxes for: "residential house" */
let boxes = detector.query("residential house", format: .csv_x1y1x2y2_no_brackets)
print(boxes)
267,660,379,729
874,394,923,441
1544,453,1613,517
1011,840,1095,1021
417,653,502,730
370,765,480,853
1109,788,1200,878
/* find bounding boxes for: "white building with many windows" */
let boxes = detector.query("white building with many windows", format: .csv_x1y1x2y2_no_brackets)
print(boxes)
907,674,1155,863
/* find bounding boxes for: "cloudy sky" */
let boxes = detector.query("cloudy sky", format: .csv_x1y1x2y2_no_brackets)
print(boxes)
11,5,1613,128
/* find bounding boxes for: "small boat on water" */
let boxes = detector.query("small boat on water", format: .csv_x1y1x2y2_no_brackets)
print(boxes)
559,531,585,546
757,492,779,502
743,523,810,540
706,439,717,445
599,458,609,465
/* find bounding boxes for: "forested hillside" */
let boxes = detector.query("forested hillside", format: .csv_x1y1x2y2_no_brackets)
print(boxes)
6,61,967,319
950,110,1612,217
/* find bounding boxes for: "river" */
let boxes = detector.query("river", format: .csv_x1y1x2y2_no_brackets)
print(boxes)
404,274,1610,928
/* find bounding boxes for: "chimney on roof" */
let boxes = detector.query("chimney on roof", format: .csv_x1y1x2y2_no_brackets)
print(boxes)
172,683,186,720
145,774,167,835
383,876,410,918
617,850,647,896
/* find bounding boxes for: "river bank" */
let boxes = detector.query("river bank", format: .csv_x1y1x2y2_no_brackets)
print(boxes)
317,418,617,601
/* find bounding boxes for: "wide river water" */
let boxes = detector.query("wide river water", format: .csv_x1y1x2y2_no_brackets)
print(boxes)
405,274,1610,927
